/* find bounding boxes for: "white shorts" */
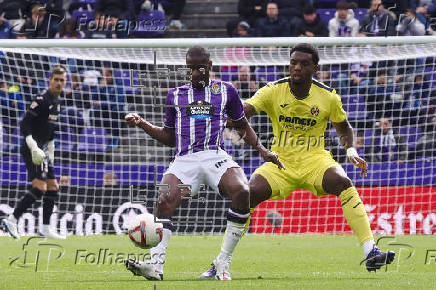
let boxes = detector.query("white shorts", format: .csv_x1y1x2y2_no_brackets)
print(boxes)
163,149,240,196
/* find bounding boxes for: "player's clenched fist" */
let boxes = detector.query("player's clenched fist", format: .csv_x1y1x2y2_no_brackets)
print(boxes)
125,113,143,128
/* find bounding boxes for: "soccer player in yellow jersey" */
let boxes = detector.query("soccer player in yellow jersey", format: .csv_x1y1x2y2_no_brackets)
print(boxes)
200,43,395,277
248,43,395,271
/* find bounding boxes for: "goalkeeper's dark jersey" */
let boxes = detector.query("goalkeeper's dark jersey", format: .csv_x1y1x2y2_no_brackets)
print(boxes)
20,90,61,148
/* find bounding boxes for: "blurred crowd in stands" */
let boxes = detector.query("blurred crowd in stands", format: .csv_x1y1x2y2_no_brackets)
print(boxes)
0,0,434,39
0,0,435,164
230,0,435,37
0,0,187,39
1,50,431,163
225,61,436,164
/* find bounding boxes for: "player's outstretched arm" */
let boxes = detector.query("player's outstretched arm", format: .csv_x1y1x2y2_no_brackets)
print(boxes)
243,102,257,119
332,120,368,177
226,103,257,128
125,113,175,147
232,117,285,170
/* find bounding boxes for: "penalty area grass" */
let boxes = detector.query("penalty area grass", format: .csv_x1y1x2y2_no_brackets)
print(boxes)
1,234,435,289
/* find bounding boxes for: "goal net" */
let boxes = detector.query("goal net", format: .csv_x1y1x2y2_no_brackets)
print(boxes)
0,37,435,236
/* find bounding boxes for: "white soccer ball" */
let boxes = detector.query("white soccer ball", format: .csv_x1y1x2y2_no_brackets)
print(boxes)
127,213,163,249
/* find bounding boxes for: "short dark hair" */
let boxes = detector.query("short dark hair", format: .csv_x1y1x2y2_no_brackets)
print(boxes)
290,43,319,65
303,5,316,15
186,46,210,61
50,64,67,77
336,1,350,10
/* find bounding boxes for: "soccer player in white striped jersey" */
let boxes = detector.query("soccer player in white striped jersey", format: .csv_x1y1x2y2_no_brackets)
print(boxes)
124,46,284,280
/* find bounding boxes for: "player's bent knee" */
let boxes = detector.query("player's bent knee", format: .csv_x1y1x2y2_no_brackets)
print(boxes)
328,176,353,196
322,167,354,196
47,184,59,192
157,195,178,217
47,179,59,192
230,186,250,209
248,175,272,208
32,179,47,193
44,190,59,201
337,176,353,193
30,187,44,200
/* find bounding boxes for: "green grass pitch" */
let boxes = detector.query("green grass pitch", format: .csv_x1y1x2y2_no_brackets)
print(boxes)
1,234,436,289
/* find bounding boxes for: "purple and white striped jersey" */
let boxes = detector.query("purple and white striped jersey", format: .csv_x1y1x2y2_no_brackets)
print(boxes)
164,80,245,156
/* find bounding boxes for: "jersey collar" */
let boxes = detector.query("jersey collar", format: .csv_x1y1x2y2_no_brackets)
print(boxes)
288,78,310,100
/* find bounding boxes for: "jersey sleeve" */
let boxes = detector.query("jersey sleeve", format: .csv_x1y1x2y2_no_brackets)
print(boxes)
20,95,45,137
329,91,347,123
164,89,176,128
225,84,245,121
245,83,272,114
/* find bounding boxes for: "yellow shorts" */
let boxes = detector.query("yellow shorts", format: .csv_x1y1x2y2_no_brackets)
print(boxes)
252,150,343,199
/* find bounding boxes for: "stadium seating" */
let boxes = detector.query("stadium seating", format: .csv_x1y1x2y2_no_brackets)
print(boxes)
399,126,423,150
317,9,336,25
342,95,367,120
113,70,140,87
364,129,374,146
353,8,368,23
133,10,166,38
255,66,281,83
57,128,76,152
1,127,7,152
77,127,108,153
316,8,367,26
425,66,436,88
220,66,239,82
1,156,435,186
72,10,95,23
9,128,20,153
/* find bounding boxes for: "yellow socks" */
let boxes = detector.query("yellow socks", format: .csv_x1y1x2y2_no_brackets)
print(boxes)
242,208,254,236
339,187,374,245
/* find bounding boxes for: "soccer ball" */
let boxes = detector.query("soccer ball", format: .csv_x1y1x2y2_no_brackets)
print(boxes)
127,213,163,249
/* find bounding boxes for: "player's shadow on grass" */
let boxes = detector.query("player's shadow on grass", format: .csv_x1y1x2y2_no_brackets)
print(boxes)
56,273,380,283
129,276,379,282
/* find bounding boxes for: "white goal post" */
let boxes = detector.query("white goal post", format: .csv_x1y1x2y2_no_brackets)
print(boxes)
0,36,435,236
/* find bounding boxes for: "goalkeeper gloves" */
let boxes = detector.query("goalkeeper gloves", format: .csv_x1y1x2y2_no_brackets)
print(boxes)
25,135,46,165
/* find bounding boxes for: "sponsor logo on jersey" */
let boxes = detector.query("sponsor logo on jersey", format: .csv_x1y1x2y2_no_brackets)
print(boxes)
310,106,320,116
187,100,214,120
279,115,317,127
210,83,221,94
280,104,289,108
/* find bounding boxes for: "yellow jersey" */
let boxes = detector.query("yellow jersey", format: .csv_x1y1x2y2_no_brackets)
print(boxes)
245,77,347,162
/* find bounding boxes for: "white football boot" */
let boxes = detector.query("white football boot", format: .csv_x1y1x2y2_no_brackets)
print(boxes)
214,258,232,281
40,225,66,239
125,259,163,281
1,216,20,239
